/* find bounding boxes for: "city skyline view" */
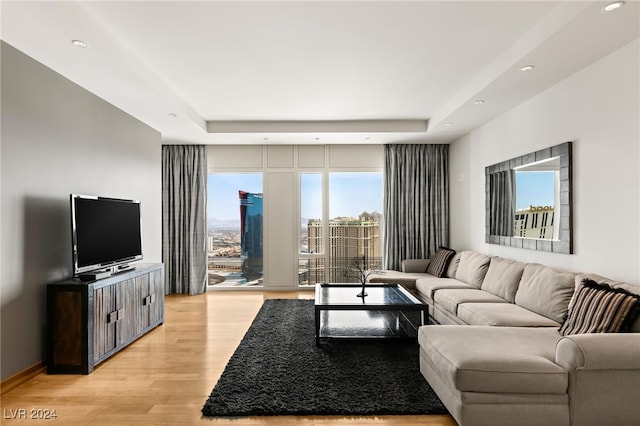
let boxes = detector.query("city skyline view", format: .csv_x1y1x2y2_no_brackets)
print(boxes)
207,172,383,287
208,173,263,224
208,172,383,225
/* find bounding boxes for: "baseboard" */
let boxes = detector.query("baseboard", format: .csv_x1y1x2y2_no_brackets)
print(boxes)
1,362,46,395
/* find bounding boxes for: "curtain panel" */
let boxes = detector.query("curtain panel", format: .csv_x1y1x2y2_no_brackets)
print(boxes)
383,144,449,271
162,145,207,295
489,170,515,237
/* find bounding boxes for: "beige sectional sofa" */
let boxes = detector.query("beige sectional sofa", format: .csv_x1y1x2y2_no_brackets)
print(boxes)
368,251,640,426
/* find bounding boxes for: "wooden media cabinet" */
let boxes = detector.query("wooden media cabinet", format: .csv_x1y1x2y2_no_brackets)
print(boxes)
47,263,164,374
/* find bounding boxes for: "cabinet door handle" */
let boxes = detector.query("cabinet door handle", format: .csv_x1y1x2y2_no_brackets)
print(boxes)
117,309,125,320
144,295,152,305
108,311,118,323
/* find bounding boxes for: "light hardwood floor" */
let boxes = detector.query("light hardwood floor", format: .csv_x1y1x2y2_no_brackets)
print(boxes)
1,291,457,426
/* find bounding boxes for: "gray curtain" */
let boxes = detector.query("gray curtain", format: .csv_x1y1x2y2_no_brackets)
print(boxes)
489,170,515,237
383,144,449,271
162,145,207,295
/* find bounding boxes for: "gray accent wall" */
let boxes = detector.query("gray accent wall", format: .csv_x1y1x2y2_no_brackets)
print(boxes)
1,42,162,380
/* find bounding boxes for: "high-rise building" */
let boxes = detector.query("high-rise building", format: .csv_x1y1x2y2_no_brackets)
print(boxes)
514,205,555,240
305,211,381,283
239,191,263,280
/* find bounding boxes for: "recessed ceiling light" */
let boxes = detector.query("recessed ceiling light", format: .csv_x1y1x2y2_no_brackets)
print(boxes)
474,100,485,105
603,1,624,12
520,65,535,72
444,122,453,127
71,39,88,48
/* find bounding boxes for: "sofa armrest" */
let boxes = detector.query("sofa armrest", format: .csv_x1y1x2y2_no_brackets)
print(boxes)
401,259,430,273
555,333,640,426
555,333,640,370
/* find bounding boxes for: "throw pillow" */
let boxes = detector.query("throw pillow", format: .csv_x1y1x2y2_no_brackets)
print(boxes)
559,279,640,336
426,247,456,278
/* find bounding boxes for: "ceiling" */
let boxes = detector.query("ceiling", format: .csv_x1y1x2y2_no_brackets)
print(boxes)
1,1,638,145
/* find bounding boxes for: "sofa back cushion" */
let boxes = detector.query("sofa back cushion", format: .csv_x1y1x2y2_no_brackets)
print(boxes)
481,257,526,303
454,251,491,288
446,252,462,278
515,263,576,323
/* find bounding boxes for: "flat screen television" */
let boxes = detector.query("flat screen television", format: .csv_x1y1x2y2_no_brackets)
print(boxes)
70,194,143,276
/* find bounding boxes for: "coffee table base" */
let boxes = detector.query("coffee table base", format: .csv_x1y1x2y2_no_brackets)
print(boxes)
314,284,428,346
315,309,425,345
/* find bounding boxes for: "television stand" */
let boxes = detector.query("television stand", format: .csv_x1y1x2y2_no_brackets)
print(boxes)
47,263,164,374
113,263,135,274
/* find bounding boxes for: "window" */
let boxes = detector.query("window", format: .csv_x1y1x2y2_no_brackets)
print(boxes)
299,172,383,286
207,144,384,289
207,173,263,287
514,169,557,240
300,173,323,254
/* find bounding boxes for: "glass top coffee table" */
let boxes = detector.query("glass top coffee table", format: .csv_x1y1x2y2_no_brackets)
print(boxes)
314,283,428,345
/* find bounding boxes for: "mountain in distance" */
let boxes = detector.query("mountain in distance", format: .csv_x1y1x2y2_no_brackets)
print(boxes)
208,218,240,231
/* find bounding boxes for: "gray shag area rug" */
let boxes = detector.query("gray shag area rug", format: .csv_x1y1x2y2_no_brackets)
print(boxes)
201,299,447,417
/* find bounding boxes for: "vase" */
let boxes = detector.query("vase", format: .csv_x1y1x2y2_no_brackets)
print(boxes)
357,282,367,298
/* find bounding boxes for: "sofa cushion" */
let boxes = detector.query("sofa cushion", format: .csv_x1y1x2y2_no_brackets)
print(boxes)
481,257,525,303
515,263,576,323
418,325,566,394
425,247,456,277
434,289,507,316
415,277,476,302
576,273,640,332
446,252,462,278
454,251,491,288
457,303,561,327
432,305,468,325
366,270,431,290
559,279,640,336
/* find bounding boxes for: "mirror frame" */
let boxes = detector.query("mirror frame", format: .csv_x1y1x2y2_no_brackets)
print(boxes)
485,141,573,254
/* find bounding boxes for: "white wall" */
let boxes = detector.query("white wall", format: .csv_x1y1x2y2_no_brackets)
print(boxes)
1,42,162,380
449,39,639,285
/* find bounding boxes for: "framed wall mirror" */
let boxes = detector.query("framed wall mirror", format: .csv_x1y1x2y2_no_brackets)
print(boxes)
485,142,573,254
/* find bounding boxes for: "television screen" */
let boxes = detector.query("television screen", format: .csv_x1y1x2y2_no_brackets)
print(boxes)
71,194,143,275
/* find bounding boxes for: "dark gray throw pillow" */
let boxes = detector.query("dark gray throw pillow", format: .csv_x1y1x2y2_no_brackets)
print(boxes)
426,247,456,278
559,279,640,336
